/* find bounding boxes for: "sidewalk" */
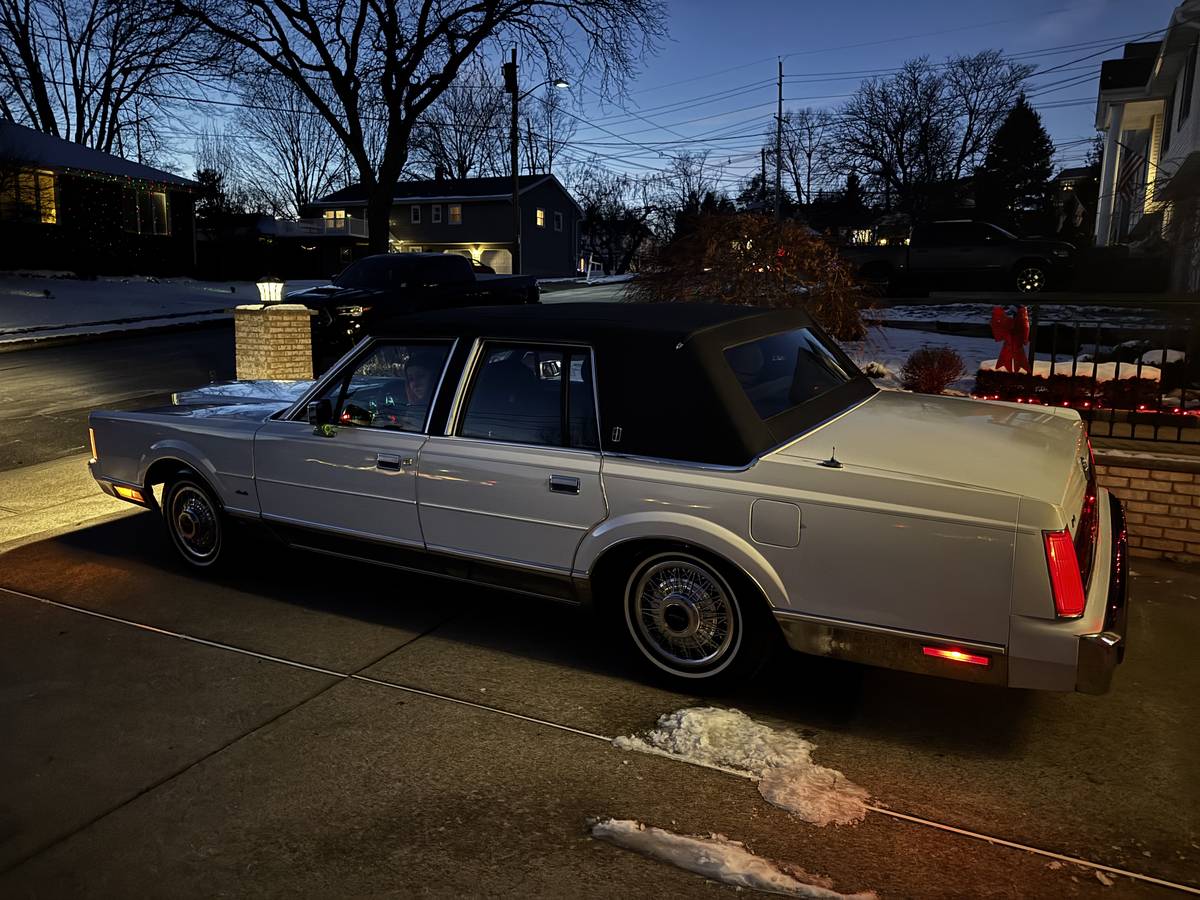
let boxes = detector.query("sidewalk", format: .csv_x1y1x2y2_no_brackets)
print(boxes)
0,453,134,553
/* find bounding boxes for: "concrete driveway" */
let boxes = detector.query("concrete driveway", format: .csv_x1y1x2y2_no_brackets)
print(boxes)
0,511,1197,898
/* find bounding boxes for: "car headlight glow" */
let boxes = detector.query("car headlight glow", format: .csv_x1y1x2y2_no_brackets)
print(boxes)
1053,249,1070,258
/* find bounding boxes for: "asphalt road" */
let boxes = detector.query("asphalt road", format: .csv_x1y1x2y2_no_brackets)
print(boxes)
0,324,235,473
0,513,1196,898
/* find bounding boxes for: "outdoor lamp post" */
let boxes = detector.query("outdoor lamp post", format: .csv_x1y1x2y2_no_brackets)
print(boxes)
502,48,568,276
256,276,285,304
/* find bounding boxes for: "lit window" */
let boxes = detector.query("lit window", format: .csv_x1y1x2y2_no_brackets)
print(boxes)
448,203,462,225
122,189,169,235
536,208,546,228
0,169,57,224
323,209,347,231
431,204,442,224
553,211,563,232
411,205,421,224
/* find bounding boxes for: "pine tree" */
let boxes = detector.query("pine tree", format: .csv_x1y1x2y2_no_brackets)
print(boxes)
975,93,1055,233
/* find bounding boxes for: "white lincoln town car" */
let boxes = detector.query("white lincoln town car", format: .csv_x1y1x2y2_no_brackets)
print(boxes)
87,303,1128,693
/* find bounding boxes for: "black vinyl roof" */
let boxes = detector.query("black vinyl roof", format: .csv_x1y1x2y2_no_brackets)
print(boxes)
399,302,875,467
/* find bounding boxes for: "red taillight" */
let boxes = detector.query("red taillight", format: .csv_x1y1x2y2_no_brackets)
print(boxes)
922,646,990,667
1044,529,1086,618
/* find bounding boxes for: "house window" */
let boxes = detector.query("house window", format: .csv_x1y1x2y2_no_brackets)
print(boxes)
1181,40,1198,127
323,209,347,231
448,203,462,225
535,208,546,228
410,205,422,224
553,211,563,232
0,169,57,224
1164,88,1176,155
123,189,169,235
432,204,442,224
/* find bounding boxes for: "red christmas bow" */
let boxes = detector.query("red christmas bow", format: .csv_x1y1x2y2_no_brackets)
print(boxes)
990,306,1030,373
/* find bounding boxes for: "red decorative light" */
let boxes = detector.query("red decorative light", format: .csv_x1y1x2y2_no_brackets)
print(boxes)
1044,529,1086,618
922,646,990,667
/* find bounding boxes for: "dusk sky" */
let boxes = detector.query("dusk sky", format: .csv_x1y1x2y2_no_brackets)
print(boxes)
560,0,1183,191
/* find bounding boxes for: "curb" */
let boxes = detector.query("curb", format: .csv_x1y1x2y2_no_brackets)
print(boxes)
0,315,231,353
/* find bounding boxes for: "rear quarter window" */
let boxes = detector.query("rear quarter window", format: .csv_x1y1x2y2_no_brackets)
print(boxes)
725,328,853,420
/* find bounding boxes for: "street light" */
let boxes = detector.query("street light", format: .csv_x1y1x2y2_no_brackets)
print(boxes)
502,49,569,276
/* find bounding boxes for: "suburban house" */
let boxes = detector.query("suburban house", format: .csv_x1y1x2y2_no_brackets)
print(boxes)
1094,0,1200,293
0,121,197,275
312,174,582,277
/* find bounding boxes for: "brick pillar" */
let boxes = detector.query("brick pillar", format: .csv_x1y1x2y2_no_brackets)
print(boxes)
234,304,316,381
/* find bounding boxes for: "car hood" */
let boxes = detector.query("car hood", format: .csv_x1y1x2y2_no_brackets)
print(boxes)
139,401,291,422
775,389,1087,506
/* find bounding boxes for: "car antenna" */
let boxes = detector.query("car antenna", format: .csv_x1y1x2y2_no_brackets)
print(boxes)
819,447,843,469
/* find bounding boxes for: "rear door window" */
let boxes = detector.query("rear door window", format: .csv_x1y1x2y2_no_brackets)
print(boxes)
459,344,599,449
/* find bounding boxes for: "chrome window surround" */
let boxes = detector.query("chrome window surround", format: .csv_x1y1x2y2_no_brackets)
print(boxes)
443,338,602,454
282,336,459,437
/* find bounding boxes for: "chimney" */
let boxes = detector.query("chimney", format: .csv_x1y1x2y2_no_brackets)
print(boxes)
434,163,445,182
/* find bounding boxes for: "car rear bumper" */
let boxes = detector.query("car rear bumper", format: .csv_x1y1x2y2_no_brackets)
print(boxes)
1075,496,1129,694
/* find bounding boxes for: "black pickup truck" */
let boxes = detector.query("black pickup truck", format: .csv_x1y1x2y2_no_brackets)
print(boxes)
845,220,1076,295
289,252,540,364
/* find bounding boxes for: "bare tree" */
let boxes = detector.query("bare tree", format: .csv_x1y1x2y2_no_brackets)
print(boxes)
565,159,658,274
778,107,836,206
236,73,348,217
410,58,506,180
521,86,576,175
0,0,213,152
837,52,1031,213
177,0,666,253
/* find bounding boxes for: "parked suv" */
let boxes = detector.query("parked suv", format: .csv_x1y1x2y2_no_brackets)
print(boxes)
845,220,1076,294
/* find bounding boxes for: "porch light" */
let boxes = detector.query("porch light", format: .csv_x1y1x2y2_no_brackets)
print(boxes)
257,276,286,304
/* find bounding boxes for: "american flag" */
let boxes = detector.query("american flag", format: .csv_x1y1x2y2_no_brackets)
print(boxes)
1115,143,1147,201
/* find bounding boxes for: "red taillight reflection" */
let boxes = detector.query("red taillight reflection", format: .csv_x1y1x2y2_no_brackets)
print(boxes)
922,646,990,667
1044,529,1086,617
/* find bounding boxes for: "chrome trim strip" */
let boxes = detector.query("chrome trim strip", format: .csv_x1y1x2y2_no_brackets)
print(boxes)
419,500,589,531
444,338,483,436
425,434,603,460
260,512,424,547
423,542,572,574
772,608,1006,655
257,477,417,504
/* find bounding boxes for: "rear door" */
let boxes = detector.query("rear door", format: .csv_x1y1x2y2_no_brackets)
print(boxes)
416,341,606,574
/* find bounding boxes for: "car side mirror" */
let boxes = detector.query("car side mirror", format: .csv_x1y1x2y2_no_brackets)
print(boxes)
307,399,333,426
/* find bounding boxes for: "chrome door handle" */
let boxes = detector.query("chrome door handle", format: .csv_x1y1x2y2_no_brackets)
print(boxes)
549,474,580,495
377,453,402,471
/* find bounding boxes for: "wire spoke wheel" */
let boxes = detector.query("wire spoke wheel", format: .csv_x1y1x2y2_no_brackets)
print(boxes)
625,554,742,677
1016,265,1046,294
167,481,221,565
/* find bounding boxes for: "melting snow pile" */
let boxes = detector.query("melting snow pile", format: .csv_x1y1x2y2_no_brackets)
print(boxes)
591,819,876,899
614,707,869,827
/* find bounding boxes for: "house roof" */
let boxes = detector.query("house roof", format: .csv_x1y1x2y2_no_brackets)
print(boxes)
1056,165,1098,182
0,121,195,187
315,173,581,215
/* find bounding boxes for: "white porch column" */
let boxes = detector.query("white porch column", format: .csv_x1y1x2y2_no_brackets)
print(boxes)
1094,103,1125,247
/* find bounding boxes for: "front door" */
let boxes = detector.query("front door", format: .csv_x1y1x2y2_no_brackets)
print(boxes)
253,339,455,547
416,342,607,574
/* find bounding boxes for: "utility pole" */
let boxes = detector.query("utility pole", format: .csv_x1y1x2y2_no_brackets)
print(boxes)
503,48,521,275
760,147,766,206
774,58,783,222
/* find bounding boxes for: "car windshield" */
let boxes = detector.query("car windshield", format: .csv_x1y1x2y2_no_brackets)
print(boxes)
725,328,854,420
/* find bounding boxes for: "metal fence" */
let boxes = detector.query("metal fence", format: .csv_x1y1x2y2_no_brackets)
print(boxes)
972,306,1200,445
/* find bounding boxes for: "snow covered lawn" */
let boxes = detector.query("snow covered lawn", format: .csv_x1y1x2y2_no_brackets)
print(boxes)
868,302,1166,327
843,325,1001,392
0,273,325,338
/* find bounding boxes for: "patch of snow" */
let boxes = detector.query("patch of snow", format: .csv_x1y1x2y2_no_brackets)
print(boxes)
978,359,1162,383
867,303,1165,327
1139,348,1186,366
843,326,1002,392
1095,870,1115,887
590,819,875,899
614,708,869,827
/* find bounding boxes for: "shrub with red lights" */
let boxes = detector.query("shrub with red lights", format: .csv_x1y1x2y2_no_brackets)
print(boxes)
973,369,1165,411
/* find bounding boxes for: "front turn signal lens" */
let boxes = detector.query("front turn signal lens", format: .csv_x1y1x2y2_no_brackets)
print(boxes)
88,427,98,462
114,486,144,503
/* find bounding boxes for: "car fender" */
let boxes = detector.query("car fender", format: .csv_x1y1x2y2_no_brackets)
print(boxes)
138,439,247,513
574,510,790,609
